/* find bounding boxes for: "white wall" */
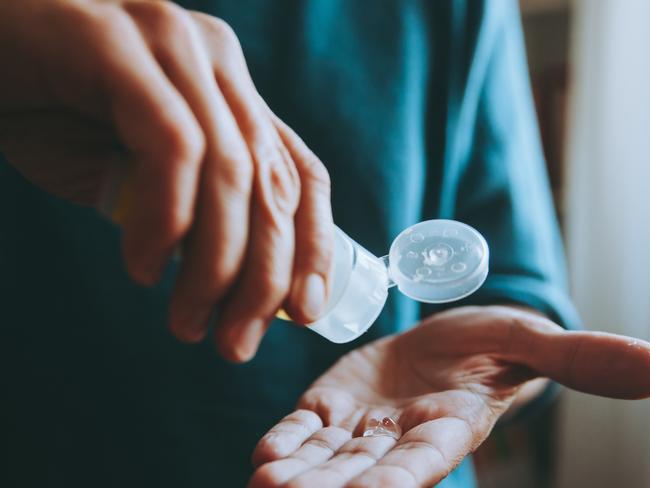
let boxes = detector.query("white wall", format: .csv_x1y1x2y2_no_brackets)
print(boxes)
555,1,650,487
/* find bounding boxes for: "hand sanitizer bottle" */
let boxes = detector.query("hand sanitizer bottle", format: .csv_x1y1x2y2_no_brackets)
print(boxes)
308,220,489,343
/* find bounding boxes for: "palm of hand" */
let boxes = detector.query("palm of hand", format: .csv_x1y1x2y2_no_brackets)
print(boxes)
251,306,650,488
252,311,530,487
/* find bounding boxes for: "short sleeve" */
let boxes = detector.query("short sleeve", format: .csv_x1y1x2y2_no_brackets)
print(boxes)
430,0,580,329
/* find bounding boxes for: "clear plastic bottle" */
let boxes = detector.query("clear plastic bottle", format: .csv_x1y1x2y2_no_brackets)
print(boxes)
306,227,390,343
308,220,489,343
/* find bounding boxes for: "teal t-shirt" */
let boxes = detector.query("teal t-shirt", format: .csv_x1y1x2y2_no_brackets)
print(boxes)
0,1,578,486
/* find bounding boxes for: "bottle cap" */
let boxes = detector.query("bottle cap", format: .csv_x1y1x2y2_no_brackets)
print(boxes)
388,220,489,303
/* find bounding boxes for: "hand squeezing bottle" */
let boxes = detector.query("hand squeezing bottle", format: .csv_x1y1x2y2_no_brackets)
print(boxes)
99,167,488,344
308,220,489,343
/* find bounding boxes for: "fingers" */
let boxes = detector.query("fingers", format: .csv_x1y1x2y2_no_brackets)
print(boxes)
112,5,306,359
344,393,492,488
212,150,299,360
456,307,650,399
190,14,301,361
195,11,335,326
97,5,205,285
251,397,491,488
272,116,335,324
408,306,650,399
122,1,255,341
348,418,475,488
521,328,650,399
251,389,368,469
250,427,351,488
282,435,397,487
297,386,363,430
252,410,323,468
103,4,332,359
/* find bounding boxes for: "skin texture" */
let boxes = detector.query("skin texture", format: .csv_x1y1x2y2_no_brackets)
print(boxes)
250,306,650,488
0,0,335,362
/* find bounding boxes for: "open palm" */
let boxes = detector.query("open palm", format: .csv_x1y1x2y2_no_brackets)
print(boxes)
250,306,650,488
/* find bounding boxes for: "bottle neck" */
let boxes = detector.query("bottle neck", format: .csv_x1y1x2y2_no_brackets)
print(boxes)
381,255,397,288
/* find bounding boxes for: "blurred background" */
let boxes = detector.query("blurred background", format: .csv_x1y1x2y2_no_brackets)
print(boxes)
473,0,650,487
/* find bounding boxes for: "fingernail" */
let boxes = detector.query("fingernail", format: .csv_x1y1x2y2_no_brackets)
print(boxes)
129,256,164,286
170,306,210,343
297,273,326,322
229,318,265,362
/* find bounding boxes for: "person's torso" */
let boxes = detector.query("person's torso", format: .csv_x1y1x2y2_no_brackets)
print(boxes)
1,2,479,486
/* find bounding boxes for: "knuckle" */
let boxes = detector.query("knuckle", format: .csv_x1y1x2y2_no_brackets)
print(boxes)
156,200,192,244
293,219,334,276
202,257,238,298
256,144,301,217
274,163,301,214
86,5,133,40
302,155,331,192
201,16,240,47
191,11,241,50
305,224,335,265
126,0,192,35
160,120,206,169
216,154,254,195
258,266,291,301
254,141,282,168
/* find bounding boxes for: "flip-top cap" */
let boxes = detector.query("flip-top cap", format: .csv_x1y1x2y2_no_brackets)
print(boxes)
388,220,489,303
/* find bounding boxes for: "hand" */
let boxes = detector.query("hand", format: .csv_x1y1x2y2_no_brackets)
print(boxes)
251,306,650,487
0,0,334,361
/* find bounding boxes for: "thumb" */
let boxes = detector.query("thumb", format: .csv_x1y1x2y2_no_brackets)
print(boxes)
520,326,650,399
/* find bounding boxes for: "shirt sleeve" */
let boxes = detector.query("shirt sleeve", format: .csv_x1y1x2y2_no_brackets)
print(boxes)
427,0,580,330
